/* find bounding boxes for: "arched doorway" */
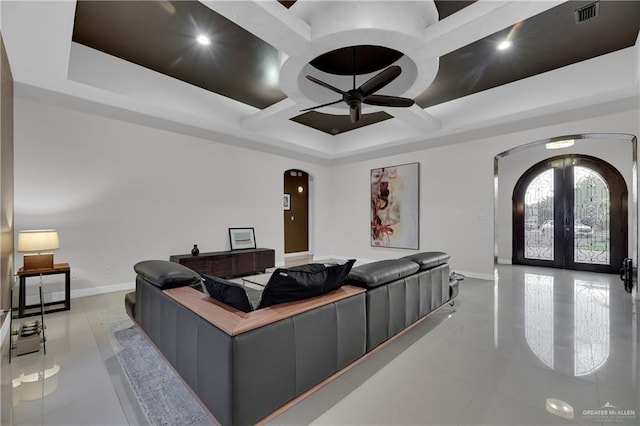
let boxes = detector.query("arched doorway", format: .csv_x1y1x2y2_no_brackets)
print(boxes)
513,155,627,273
283,169,309,254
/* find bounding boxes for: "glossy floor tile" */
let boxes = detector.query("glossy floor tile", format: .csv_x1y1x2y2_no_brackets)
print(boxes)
2,265,638,425
271,265,639,425
1,291,146,426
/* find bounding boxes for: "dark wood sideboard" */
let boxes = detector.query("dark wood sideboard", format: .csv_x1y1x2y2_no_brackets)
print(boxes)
170,248,275,278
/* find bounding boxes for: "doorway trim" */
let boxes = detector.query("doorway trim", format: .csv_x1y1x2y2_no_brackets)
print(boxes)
494,133,638,298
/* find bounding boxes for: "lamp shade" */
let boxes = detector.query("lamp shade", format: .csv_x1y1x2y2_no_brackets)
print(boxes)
17,230,60,253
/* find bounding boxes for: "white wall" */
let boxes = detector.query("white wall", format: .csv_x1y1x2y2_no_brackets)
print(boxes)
496,138,634,263
13,98,333,298
328,109,639,279
13,97,640,296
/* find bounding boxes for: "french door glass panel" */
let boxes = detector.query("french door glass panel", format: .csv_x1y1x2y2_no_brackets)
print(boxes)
573,166,610,265
524,169,554,261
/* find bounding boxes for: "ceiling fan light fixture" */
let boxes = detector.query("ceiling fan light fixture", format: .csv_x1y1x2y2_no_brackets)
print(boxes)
196,34,211,46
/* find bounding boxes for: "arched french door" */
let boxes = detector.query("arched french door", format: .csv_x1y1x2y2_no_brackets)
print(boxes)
513,155,627,273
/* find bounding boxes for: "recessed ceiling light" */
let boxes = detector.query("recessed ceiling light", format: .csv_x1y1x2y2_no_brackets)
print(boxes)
546,139,575,150
196,35,211,46
497,40,512,51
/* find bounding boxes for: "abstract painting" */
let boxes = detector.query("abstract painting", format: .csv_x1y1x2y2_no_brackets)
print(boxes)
371,162,419,249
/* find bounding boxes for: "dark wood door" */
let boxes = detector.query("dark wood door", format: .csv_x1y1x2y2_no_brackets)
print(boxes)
513,155,627,273
284,170,309,253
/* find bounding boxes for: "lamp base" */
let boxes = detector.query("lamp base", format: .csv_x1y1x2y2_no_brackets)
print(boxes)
23,254,54,271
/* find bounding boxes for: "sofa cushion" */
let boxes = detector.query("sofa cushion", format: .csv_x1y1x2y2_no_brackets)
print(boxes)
347,259,419,289
258,259,356,309
401,251,450,270
201,275,253,313
134,260,201,289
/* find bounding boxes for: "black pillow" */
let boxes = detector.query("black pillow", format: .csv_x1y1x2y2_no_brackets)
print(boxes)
258,259,356,309
201,275,253,313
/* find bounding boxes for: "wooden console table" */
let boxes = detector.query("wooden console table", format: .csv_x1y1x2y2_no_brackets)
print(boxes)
17,263,71,318
170,248,275,278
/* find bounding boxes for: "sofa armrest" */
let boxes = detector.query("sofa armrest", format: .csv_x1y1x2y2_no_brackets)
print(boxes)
164,285,365,336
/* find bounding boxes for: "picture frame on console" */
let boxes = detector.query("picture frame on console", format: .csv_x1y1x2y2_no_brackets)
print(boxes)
229,228,257,250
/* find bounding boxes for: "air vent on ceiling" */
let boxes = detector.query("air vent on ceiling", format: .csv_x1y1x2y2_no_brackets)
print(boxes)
575,1,599,24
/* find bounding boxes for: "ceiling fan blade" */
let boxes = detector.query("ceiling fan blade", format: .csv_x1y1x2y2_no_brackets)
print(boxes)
364,94,414,108
358,65,402,97
349,103,361,123
299,99,343,112
305,75,348,96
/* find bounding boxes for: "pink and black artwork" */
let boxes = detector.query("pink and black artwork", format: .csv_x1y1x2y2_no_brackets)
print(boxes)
371,163,419,249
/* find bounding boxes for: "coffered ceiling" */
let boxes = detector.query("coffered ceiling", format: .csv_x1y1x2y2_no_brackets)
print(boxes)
1,1,639,163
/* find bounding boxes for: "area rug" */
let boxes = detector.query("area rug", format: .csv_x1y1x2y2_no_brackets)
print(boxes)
101,310,209,426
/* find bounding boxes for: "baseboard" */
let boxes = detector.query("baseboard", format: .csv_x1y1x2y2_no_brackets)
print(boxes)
497,258,512,265
283,251,312,258
24,282,135,305
70,282,135,299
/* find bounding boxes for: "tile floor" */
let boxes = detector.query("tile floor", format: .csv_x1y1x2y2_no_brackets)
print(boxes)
1,264,638,425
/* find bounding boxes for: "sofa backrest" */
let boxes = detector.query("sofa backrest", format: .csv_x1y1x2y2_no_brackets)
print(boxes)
401,251,450,270
346,259,419,289
134,260,201,289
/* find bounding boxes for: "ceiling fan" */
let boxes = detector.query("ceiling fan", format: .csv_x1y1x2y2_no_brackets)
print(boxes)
301,54,415,123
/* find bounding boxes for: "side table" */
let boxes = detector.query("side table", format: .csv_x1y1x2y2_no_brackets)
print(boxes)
17,263,71,318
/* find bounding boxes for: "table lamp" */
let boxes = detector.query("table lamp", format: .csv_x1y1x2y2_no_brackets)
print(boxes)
17,229,60,270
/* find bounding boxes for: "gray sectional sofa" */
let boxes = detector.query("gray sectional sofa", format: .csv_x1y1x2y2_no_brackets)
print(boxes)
125,252,458,425
346,251,458,351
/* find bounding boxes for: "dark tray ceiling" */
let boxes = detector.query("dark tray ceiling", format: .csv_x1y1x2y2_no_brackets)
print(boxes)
415,0,640,108
291,111,393,136
72,1,640,135
72,1,287,109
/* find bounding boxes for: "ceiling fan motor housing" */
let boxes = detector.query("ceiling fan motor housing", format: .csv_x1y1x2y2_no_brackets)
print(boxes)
345,91,364,104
